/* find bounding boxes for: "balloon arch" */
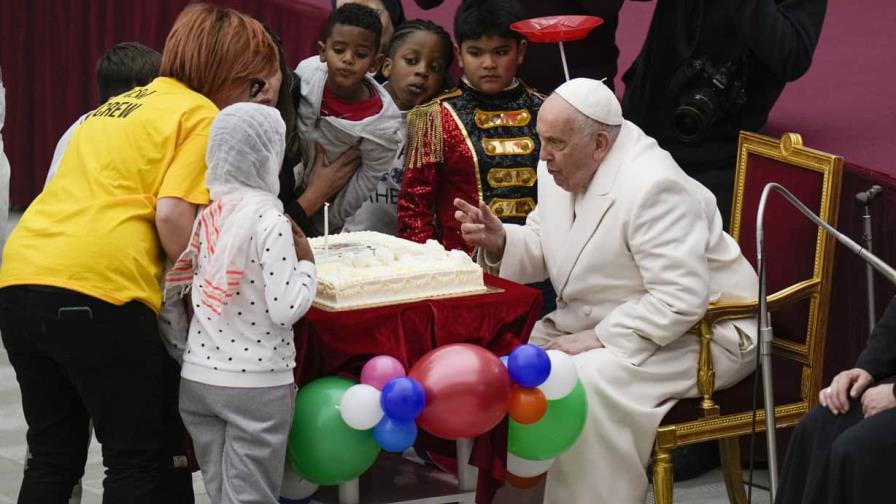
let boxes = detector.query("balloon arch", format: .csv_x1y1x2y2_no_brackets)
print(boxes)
282,343,587,496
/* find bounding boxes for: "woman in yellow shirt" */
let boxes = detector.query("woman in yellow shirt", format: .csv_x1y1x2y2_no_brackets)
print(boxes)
0,4,280,501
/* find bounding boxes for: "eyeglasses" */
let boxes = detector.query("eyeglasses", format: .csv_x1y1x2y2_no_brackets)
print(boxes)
249,78,267,99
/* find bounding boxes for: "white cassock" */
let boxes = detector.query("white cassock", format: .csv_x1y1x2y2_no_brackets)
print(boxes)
493,120,758,504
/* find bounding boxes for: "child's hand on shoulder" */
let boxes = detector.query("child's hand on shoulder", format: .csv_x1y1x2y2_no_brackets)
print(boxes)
290,219,315,264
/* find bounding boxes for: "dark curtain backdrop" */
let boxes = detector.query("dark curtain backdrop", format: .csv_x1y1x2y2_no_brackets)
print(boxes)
0,0,328,208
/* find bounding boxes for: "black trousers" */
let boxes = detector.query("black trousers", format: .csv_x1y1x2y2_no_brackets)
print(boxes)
776,399,896,504
0,285,192,503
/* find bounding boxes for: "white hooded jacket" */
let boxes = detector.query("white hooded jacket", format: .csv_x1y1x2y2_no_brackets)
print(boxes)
294,56,404,232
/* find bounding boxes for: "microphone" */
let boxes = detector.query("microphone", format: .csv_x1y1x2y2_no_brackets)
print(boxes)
756,182,896,500
855,185,883,206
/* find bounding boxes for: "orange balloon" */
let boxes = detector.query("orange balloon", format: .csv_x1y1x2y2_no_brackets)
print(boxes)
505,471,545,489
507,384,548,424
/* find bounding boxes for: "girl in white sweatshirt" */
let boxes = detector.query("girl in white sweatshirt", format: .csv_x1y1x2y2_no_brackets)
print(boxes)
166,102,316,503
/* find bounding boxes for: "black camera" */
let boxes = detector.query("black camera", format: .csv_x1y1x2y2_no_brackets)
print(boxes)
672,57,747,143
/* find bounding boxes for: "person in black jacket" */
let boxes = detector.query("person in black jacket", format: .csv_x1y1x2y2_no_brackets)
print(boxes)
622,0,828,226
776,298,896,504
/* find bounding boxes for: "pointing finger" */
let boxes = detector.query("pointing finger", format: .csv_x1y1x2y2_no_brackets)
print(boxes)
454,198,479,216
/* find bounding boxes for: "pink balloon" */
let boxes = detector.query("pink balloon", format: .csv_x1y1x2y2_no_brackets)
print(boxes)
360,355,406,390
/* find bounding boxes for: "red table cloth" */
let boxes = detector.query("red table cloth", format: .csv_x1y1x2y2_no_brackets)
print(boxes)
293,273,542,503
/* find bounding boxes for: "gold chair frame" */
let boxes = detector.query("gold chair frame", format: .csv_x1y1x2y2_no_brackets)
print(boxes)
650,132,843,504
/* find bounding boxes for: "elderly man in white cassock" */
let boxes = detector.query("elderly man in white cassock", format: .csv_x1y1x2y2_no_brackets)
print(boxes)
454,78,759,503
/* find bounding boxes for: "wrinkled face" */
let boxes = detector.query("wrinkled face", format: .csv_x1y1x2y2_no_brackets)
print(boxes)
536,94,606,194
383,31,449,110
456,36,525,95
336,0,393,56
319,24,380,99
248,66,283,107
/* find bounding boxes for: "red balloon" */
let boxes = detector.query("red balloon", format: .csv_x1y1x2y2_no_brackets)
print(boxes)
409,344,511,440
507,385,548,424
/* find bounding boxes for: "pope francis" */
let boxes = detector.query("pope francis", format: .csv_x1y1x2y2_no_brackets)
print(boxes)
454,78,759,503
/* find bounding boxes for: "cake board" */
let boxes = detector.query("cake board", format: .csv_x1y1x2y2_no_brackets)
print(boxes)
312,285,504,312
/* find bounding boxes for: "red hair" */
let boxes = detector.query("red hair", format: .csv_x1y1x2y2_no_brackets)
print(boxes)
160,3,278,107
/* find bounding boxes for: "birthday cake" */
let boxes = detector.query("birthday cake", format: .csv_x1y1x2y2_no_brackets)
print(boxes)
308,231,487,310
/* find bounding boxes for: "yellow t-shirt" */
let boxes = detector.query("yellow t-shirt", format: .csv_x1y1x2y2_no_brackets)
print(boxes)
0,77,217,313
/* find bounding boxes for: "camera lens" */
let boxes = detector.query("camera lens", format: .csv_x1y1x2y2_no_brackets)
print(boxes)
673,105,706,143
670,57,746,144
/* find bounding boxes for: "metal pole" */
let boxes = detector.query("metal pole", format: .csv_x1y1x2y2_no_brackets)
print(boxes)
862,205,876,333
338,478,360,504
456,438,478,491
755,214,779,502
558,41,570,82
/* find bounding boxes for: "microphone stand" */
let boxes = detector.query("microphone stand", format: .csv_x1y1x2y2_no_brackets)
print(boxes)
756,183,896,501
856,185,883,333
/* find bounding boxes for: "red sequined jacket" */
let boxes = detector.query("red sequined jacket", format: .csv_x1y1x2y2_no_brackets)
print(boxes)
397,80,544,252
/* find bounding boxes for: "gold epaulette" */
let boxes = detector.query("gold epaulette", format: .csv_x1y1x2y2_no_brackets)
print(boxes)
406,88,464,170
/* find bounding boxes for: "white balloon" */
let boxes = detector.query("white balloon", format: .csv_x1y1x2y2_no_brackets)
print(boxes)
506,452,555,478
339,383,384,430
281,462,319,500
538,350,577,400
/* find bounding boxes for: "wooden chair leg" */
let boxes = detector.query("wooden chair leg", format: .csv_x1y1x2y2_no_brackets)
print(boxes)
719,437,747,504
652,445,674,504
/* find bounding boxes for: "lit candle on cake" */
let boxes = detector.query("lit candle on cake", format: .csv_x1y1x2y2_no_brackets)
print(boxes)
324,202,330,257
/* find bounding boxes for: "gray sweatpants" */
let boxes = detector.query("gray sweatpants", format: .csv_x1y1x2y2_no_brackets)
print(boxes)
179,378,295,504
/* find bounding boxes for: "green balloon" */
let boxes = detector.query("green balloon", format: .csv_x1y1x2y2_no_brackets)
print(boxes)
508,379,588,460
286,377,380,485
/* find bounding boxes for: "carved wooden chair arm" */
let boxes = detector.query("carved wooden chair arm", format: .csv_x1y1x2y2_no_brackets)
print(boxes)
692,278,821,416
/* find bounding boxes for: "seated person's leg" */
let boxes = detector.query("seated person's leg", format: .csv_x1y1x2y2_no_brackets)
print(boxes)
776,401,864,504
819,406,896,504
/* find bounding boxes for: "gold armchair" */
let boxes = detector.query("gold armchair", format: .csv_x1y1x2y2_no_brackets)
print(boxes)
651,132,843,504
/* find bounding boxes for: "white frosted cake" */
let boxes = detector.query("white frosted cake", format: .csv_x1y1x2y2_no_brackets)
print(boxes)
308,231,487,310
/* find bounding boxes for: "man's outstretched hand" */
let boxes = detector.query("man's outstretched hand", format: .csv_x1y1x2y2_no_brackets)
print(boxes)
454,198,506,258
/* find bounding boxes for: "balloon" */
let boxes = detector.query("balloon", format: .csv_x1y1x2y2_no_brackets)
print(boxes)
409,343,512,439
339,383,384,430
280,461,319,501
286,377,380,485
505,471,545,489
506,452,555,478
508,379,587,460
500,355,509,367
380,377,425,421
373,416,418,453
507,384,548,424
507,344,551,388
361,355,406,390
538,350,578,400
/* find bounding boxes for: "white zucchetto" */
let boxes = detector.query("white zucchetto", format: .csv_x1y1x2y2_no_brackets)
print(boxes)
553,78,624,126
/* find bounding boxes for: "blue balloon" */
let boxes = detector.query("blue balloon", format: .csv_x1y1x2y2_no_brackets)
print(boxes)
380,377,425,421
507,344,552,388
373,416,418,453
500,355,509,367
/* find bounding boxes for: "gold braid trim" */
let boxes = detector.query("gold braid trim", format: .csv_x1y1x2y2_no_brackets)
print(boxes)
406,100,443,170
